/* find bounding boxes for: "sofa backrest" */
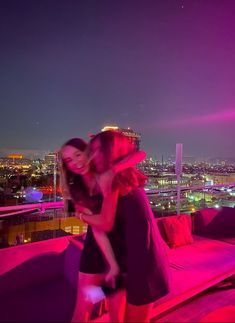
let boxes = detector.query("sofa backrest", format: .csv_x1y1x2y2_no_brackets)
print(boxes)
193,207,235,239
0,236,69,296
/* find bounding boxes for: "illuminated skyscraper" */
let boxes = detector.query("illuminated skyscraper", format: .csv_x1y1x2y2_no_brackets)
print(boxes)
101,125,141,150
44,153,56,165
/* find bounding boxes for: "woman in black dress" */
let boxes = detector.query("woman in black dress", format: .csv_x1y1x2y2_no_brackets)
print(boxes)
60,136,147,322
80,130,170,322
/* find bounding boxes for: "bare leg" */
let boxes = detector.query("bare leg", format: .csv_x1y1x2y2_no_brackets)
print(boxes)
91,228,120,289
71,272,106,323
107,289,127,323
125,302,153,323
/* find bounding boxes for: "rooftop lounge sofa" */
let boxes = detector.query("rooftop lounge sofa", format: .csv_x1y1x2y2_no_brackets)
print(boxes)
150,207,235,319
0,207,235,322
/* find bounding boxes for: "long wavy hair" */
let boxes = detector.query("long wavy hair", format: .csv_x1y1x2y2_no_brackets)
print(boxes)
59,138,90,203
89,130,147,195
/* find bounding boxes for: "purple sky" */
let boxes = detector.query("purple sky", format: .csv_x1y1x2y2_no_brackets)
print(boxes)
1,0,235,159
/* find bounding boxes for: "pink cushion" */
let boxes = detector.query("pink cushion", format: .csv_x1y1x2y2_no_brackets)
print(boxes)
162,215,193,248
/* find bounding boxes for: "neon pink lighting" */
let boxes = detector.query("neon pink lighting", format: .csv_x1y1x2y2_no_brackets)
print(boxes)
158,109,235,128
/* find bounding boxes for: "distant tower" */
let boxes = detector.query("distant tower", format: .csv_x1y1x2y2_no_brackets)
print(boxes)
44,153,56,165
101,125,141,150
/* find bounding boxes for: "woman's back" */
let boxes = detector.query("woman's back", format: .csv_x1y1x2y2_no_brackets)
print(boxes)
111,187,170,306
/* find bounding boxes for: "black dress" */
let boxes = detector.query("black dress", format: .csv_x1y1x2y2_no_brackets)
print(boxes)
79,188,170,306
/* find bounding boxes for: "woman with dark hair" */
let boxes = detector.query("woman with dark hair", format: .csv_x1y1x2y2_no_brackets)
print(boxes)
78,130,170,322
60,136,146,322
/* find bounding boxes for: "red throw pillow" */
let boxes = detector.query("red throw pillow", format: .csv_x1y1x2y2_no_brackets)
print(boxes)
162,215,194,248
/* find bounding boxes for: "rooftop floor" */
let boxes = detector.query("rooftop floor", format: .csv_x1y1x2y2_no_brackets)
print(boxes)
154,280,235,322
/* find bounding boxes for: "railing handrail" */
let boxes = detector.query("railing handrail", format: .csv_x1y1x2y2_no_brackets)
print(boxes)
145,182,235,194
0,208,40,219
0,201,64,213
0,182,234,216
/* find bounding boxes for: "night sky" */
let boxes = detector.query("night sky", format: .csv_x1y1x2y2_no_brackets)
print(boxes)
1,0,235,159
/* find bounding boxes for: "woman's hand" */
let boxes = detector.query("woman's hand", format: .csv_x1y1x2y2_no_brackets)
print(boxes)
97,169,115,196
75,204,92,221
105,264,120,289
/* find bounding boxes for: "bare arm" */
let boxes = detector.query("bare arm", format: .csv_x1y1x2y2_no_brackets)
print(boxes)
80,151,145,230
80,189,119,232
93,150,146,198
112,150,146,173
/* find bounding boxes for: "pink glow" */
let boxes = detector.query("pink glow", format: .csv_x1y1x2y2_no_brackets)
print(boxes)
158,109,235,129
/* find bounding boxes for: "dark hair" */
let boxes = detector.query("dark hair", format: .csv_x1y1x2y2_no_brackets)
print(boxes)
90,130,147,194
59,138,89,202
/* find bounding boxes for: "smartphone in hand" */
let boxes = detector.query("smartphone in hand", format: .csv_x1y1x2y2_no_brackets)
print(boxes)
84,275,126,304
101,274,126,296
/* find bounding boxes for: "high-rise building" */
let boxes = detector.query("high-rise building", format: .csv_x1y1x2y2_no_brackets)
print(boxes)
101,125,141,150
44,153,56,165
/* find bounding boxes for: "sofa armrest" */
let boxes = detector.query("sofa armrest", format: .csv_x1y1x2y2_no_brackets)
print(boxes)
0,237,67,296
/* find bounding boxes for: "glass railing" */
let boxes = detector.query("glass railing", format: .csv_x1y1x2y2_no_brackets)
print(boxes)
0,182,235,249
0,202,87,249
145,180,235,216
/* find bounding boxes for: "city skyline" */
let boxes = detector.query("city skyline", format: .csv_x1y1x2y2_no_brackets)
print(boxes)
1,147,235,164
1,0,235,158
